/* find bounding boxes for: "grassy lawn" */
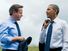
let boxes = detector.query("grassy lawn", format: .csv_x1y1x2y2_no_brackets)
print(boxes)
28,46,39,51
0,46,39,51
0,48,1,51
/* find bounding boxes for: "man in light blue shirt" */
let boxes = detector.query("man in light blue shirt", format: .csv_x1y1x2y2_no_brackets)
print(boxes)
39,4,68,51
0,4,32,51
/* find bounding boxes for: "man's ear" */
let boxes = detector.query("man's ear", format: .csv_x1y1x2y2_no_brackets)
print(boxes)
13,11,17,13
55,9,57,14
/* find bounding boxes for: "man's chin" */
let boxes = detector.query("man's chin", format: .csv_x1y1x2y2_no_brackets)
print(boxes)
17,19,20,21
47,16,50,18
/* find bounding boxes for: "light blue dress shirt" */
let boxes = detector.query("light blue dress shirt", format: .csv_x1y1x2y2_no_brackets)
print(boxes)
0,17,21,50
39,17,68,51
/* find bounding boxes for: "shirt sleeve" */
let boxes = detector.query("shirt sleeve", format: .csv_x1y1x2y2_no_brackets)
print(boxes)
0,23,13,45
39,26,46,43
62,21,68,51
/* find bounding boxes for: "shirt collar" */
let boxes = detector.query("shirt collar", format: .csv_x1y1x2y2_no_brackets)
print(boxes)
9,16,17,23
53,17,59,23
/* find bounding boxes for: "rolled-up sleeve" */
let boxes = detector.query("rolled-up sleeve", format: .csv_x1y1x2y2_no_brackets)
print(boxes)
0,23,13,44
39,28,46,43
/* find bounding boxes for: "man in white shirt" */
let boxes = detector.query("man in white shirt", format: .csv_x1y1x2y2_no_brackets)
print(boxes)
39,4,68,51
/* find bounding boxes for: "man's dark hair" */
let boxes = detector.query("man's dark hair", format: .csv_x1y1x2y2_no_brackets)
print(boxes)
49,4,59,15
9,4,23,15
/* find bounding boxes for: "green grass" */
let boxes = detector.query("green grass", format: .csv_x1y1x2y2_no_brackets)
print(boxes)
28,46,39,51
0,47,2,51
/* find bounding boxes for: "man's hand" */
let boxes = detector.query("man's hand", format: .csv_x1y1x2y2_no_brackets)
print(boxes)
43,20,49,28
12,36,25,41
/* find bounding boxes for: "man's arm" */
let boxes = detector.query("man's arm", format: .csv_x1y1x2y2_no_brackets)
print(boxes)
0,23,13,44
12,36,25,41
0,23,25,44
62,21,68,51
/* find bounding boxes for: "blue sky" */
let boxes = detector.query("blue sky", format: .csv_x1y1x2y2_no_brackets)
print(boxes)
0,0,68,46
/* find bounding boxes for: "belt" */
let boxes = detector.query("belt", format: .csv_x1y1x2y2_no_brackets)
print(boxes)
2,49,18,51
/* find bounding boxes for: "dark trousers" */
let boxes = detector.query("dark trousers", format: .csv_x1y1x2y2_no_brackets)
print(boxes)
39,43,45,51
39,43,62,51
50,47,62,51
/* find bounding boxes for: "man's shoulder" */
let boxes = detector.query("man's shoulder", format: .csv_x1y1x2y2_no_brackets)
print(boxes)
58,18,67,23
58,18,68,27
0,19,14,28
4,18,14,24
0,21,8,31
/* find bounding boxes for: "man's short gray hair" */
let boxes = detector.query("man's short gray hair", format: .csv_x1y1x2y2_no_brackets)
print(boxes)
49,4,59,15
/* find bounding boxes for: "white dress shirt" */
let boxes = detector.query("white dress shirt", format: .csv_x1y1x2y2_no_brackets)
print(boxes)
39,17,68,51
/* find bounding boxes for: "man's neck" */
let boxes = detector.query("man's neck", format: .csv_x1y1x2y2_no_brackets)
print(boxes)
51,15,57,21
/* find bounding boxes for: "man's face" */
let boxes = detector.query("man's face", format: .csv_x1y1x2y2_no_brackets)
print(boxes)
46,6,56,19
13,8,23,21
